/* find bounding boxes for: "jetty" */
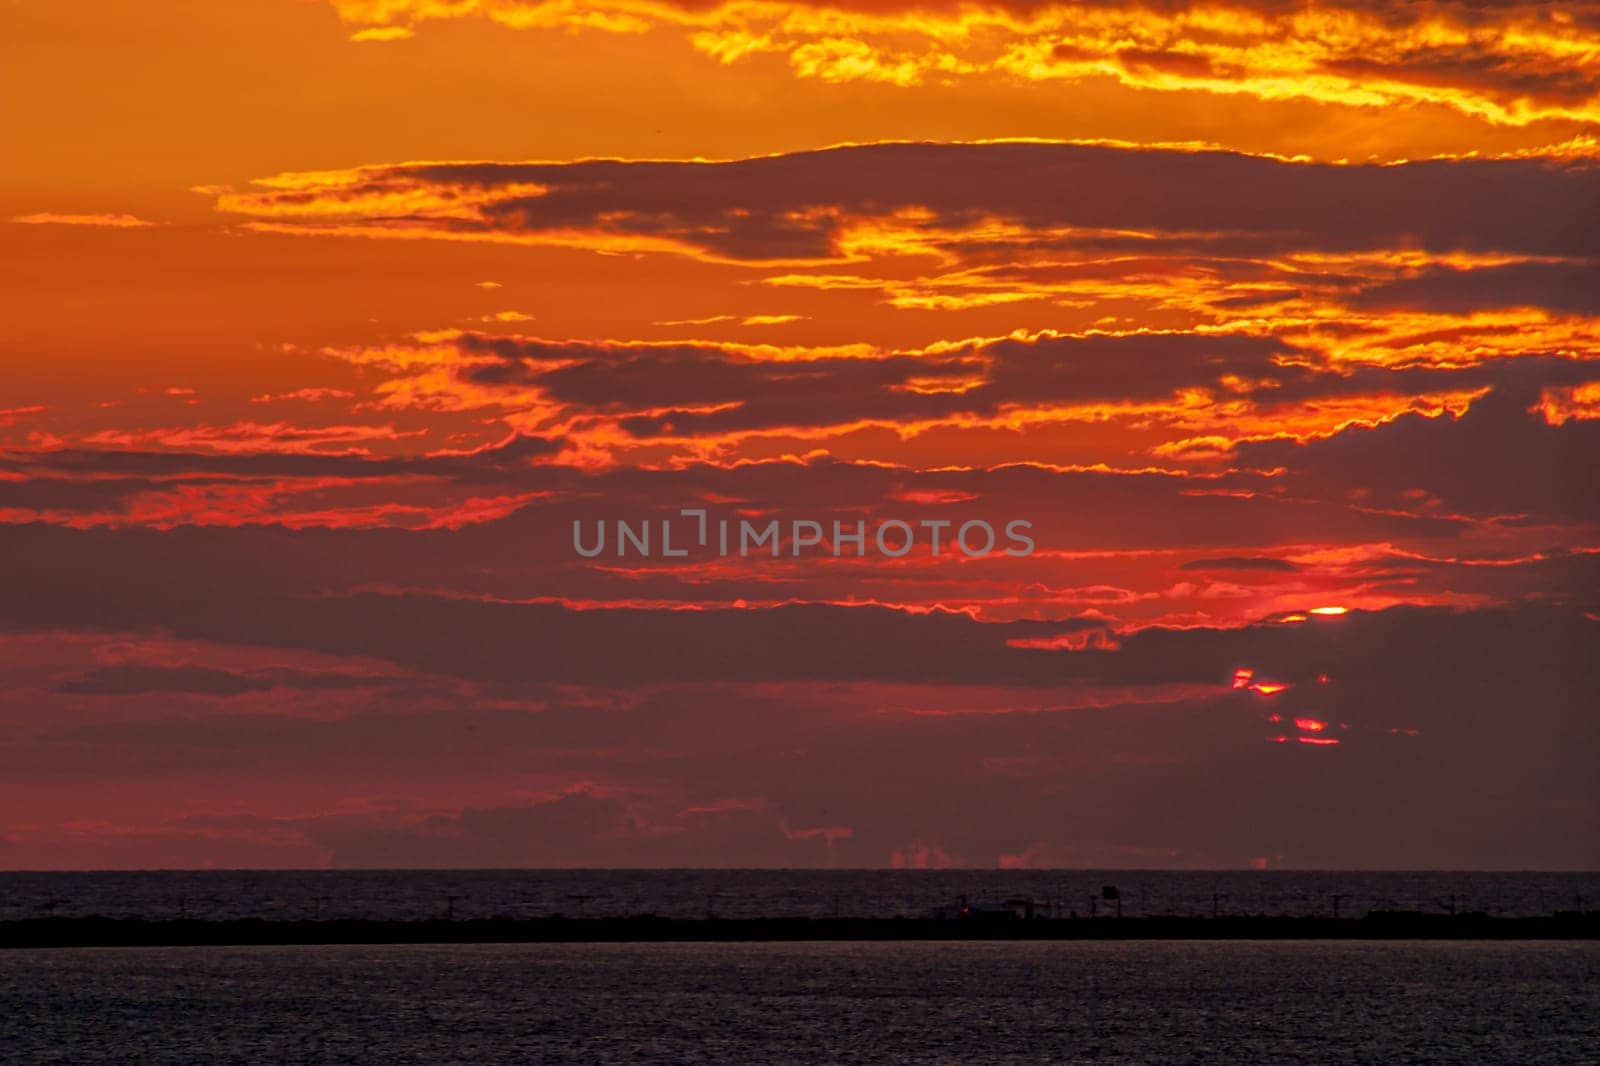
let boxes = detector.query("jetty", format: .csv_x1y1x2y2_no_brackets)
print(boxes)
3,911,1596,949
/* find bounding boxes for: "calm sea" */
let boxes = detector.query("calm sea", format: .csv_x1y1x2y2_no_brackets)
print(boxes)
1,869,1595,921
2,940,1597,1064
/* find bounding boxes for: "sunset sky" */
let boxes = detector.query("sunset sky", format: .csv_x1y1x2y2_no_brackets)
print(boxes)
1,0,1597,870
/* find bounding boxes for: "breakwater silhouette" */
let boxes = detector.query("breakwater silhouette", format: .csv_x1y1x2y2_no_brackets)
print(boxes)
5,910,1596,949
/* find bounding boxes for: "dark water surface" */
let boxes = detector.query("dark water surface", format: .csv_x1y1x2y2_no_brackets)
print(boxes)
3,869,1596,921
2,940,1596,1064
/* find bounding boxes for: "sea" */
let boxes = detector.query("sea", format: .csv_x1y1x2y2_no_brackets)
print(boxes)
3,871,1598,1064
2,940,1597,1063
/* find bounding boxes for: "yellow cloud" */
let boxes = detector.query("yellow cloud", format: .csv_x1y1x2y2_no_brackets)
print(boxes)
11,212,157,228
324,1,1600,128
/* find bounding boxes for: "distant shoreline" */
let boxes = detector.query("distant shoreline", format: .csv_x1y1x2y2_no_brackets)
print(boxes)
4,913,1596,949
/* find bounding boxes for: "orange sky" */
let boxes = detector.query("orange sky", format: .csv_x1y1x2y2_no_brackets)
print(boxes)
0,0,1596,870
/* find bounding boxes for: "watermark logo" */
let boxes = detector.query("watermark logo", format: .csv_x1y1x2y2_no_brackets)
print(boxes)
574,510,1034,559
